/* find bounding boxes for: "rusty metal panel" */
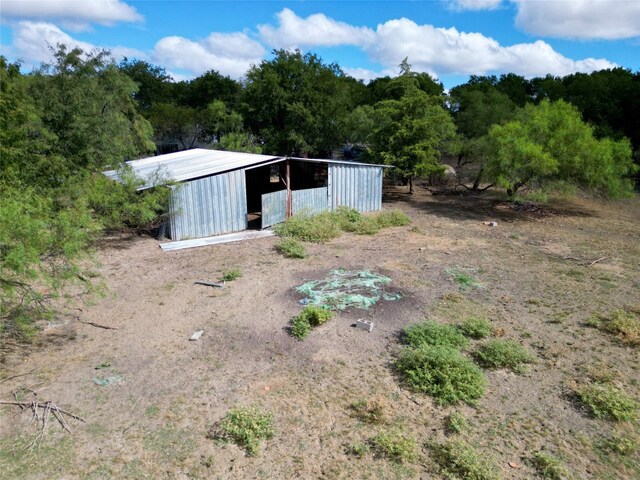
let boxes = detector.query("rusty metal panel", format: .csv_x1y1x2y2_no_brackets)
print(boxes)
292,187,328,216
169,170,247,240
261,189,287,228
329,164,383,212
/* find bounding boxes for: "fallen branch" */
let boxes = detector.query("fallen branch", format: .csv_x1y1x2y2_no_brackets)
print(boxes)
0,400,85,450
194,280,225,288
78,320,119,330
588,256,607,267
0,368,36,384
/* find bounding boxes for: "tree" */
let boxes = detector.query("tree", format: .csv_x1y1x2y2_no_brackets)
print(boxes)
368,74,457,193
484,100,636,197
243,49,356,157
118,58,174,111
148,103,206,150
180,70,241,110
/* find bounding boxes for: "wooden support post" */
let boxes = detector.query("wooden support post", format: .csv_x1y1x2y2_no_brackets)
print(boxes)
285,159,292,218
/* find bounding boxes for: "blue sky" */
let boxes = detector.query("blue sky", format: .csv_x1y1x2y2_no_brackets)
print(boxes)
1,0,638,89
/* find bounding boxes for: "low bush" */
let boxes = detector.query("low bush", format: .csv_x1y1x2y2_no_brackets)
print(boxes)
430,440,499,480
275,238,307,259
370,431,417,463
214,406,274,456
474,339,534,373
457,317,492,339
395,345,486,406
349,397,388,424
375,210,411,228
594,308,640,346
527,451,569,480
290,305,334,340
402,321,469,349
445,411,469,434
574,382,638,421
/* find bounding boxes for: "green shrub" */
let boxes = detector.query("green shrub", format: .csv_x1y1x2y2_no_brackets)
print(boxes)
353,217,381,235
446,411,469,434
290,315,311,340
395,346,486,406
403,321,469,349
349,442,370,458
596,433,638,457
273,212,342,242
596,308,640,346
375,210,411,228
370,431,417,463
221,269,242,282
215,406,274,456
275,238,307,258
290,305,334,340
574,382,638,421
457,318,492,339
527,451,569,480
333,206,362,231
430,440,499,480
474,339,534,373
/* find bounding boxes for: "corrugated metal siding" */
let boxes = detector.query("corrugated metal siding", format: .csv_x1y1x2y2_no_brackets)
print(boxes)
292,187,328,216
261,189,287,228
329,164,383,212
169,170,247,240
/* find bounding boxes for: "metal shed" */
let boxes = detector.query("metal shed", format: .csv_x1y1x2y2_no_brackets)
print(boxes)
104,149,389,241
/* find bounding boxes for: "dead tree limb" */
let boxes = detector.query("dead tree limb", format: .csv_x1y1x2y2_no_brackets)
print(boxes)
77,320,119,330
588,256,607,267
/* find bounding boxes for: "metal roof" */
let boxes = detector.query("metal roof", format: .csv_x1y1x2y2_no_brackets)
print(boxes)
103,149,282,190
103,148,389,190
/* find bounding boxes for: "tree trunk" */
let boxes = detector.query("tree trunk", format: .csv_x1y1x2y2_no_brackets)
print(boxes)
409,176,414,195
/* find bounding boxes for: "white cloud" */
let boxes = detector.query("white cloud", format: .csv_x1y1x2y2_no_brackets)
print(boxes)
448,0,503,11
2,0,143,30
152,32,266,79
12,21,145,68
514,0,640,40
342,67,383,83
258,7,375,48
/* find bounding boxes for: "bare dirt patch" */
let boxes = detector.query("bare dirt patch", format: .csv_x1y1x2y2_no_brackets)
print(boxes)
2,187,639,479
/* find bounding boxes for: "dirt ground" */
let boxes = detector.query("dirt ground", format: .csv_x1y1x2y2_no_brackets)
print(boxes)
1,186,639,479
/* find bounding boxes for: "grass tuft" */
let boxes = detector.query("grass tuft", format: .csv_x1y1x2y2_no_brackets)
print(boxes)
527,451,569,480
457,317,492,339
402,320,469,349
591,308,640,346
275,238,307,259
221,268,242,282
446,268,483,290
445,411,469,434
395,345,486,406
370,431,417,463
474,339,534,373
375,210,412,228
430,439,499,480
212,406,274,456
574,382,638,421
289,305,334,340
349,397,388,424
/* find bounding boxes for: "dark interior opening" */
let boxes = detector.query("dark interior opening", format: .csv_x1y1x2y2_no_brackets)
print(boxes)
289,161,328,190
245,162,286,229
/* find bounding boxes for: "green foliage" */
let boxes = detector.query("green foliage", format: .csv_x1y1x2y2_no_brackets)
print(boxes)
370,431,417,463
349,442,370,458
484,100,636,198
402,321,469,349
218,132,262,154
221,269,242,282
474,340,534,373
430,439,500,480
447,268,483,290
596,433,638,457
275,238,307,259
368,73,457,192
446,411,469,434
375,209,412,228
290,305,333,340
395,346,486,405
527,451,569,480
457,318,492,339
574,382,638,421
591,308,640,346
215,406,274,456
273,212,342,243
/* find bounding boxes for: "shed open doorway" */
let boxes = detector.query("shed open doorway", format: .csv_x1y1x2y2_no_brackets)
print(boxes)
244,162,286,229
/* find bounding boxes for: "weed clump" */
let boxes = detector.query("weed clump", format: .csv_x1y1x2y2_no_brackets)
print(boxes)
402,321,469,349
574,382,638,421
591,308,640,346
349,442,370,458
446,268,483,290
213,406,274,456
596,433,638,457
474,339,534,373
289,305,333,340
527,451,569,480
375,210,411,228
370,431,417,463
221,268,242,282
457,317,492,339
395,346,486,406
275,238,307,259
349,397,388,424
430,440,499,480
445,411,469,434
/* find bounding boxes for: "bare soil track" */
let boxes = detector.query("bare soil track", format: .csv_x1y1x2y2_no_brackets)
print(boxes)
1,187,639,479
